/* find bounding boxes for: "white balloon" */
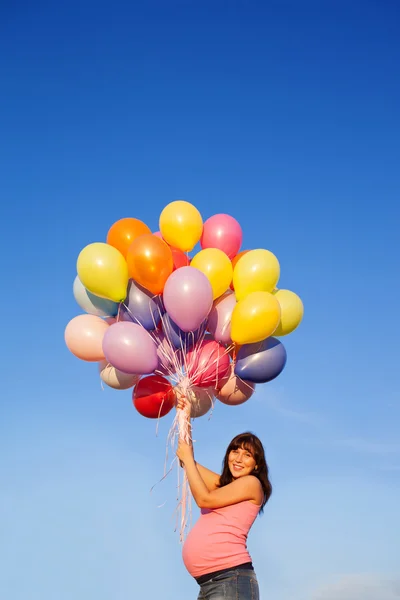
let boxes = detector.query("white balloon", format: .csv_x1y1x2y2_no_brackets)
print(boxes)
98,360,139,390
191,386,215,418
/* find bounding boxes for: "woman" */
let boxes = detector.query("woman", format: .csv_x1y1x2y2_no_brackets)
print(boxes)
176,399,272,600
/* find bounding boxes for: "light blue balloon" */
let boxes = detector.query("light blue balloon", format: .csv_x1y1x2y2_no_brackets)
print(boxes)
73,276,119,317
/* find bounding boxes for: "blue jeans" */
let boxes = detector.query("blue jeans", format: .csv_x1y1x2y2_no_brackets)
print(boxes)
197,568,259,600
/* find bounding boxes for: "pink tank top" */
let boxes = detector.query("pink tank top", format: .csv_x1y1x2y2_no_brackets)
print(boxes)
182,500,260,578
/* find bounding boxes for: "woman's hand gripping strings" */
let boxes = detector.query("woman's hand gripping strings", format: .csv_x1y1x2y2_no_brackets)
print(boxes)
176,395,193,468
176,395,214,508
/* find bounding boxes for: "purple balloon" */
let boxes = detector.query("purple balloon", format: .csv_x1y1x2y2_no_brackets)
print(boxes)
102,322,158,375
153,331,183,376
119,279,163,331
234,337,287,384
163,266,213,332
208,291,236,344
162,313,207,350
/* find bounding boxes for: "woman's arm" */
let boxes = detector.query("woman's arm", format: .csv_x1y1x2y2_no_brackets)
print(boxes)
175,397,220,491
177,440,262,509
195,462,220,491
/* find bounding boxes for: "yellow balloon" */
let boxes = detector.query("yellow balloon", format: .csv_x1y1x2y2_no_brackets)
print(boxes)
191,248,233,299
77,243,129,303
272,289,304,336
159,200,203,252
233,249,280,301
231,291,281,345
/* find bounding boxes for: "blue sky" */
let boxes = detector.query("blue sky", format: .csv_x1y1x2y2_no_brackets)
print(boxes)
1,1,400,599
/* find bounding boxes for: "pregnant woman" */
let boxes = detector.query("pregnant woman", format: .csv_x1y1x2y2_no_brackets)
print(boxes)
176,400,272,600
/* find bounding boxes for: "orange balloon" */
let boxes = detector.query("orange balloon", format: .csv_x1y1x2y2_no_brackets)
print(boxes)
228,343,242,359
230,250,250,290
107,218,151,258
127,234,174,295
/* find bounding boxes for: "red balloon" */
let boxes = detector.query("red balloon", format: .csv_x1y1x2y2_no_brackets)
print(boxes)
152,233,189,271
186,339,230,388
171,247,190,270
133,375,175,419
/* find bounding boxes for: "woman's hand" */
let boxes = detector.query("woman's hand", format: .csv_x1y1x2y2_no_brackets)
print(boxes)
176,395,191,416
177,438,194,465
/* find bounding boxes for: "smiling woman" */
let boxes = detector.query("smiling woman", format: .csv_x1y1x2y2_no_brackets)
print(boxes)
176,399,272,600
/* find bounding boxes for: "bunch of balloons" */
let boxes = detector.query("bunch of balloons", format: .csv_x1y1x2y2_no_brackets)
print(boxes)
65,200,304,421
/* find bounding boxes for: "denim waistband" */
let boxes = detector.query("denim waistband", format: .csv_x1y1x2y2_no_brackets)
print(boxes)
195,562,253,585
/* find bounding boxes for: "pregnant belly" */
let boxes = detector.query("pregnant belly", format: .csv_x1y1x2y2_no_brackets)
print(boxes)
182,523,250,578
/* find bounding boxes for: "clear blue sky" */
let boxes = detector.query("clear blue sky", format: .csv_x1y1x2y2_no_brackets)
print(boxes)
1,2,400,599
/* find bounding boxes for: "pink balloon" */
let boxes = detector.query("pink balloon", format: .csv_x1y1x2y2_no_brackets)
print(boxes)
216,364,255,406
105,317,117,325
186,339,230,387
102,321,158,374
163,266,213,332
65,315,109,361
208,291,237,344
200,214,243,259
153,231,163,239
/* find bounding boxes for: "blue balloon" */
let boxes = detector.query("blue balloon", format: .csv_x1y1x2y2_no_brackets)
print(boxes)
120,279,163,331
234,337,287,384
162,313,207,350
73,276,119,317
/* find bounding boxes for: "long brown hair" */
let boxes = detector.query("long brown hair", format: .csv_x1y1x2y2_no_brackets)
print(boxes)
219,432,272,512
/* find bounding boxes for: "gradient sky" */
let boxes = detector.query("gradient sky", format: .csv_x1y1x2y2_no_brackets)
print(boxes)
1,2,399,599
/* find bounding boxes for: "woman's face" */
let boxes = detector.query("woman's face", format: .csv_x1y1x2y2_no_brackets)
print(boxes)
228,445,257,479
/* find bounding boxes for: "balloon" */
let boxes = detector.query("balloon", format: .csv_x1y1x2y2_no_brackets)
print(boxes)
98,360,139,390
77,242,129,303
216,364,255,405
153,233,190,270
162,313,206,350
190,386,214,418
230,250,250,290
231,291,281,345
234,337,287,383
233,249,280,301
171,247,190,270
159,200,203,252
208,291,236,344
107,218,151,258
186,339,230,387
119,279,163,330
200,214,242,259
102,322,158,374
73,276,119,318
153,331,180,376
191,248,233,300
126,234,173,295
163,266,213,332
229,343,242,359
105,317,117,325
133,375,175,419
272,289,304,336
65,315,109,361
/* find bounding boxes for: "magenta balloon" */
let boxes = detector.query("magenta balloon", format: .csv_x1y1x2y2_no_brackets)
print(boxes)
208,291,237,344
186,339,230,387
163,266,213,332
102,321,158,374
200,214,243,259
